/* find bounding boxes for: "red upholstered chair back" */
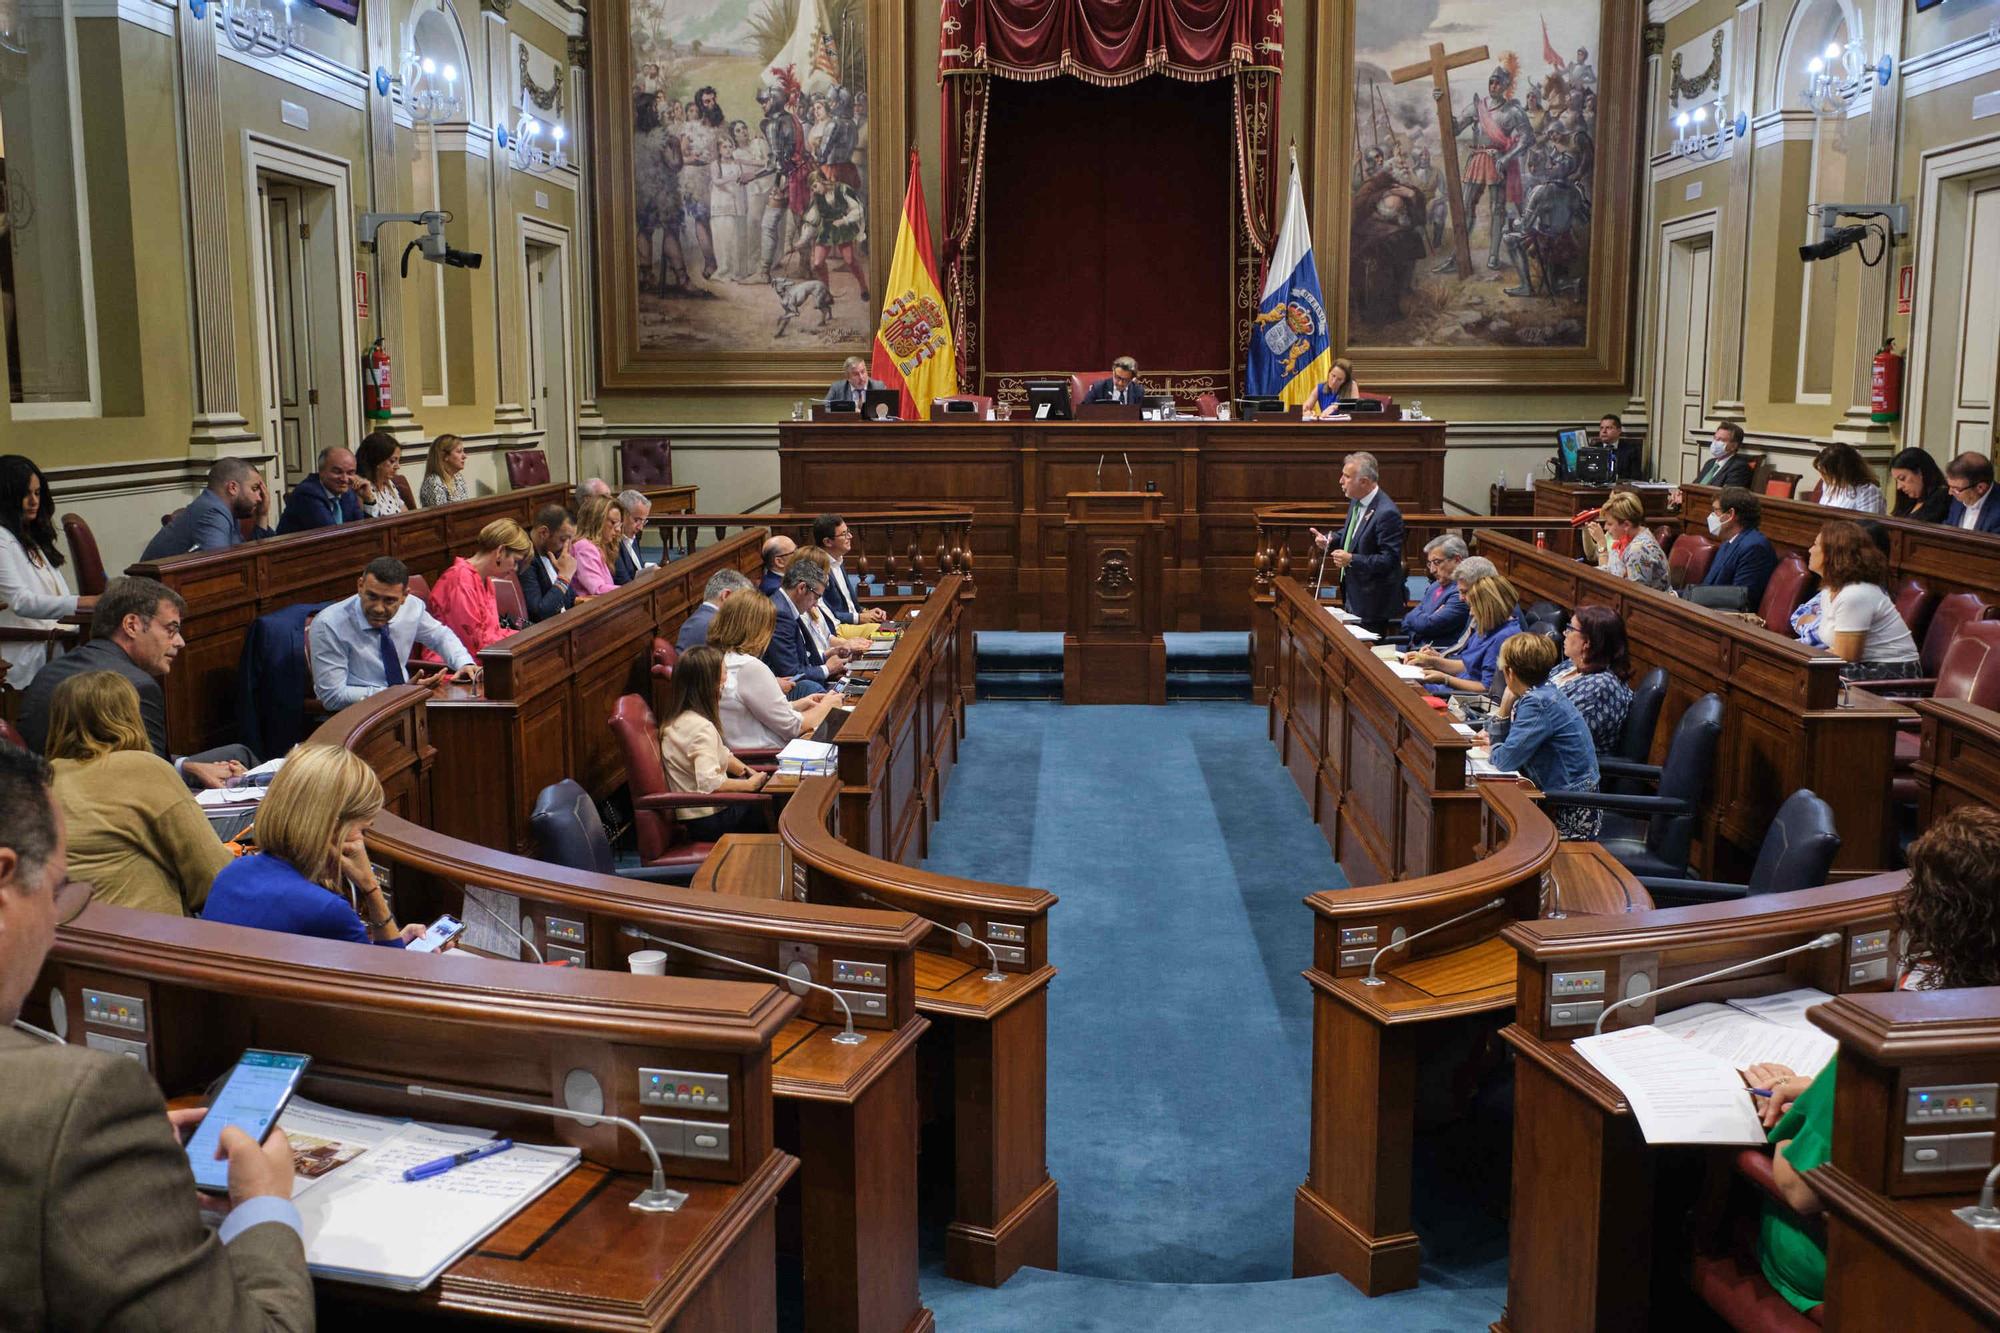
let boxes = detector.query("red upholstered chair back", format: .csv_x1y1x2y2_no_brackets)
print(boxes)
609,693,673,864
1763,473,1799,500
1196,392,1220,418
619,437,673,488
1921,593,1999,676
60,514,107,596
1934,622,2000,709
1652,523,1678,554
0,717,23,749
932,395,993,417
1891,578,1940,645
505,449,551,489
1757,553,1817,634
1355,391,1394,409
393,474,418,512
650,637,678,681
493,572,526,624
1067,371,1117,406
405,573,431,605
1667,533,1718,590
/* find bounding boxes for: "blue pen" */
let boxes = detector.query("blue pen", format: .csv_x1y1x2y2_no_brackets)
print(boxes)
403,1138,514,1182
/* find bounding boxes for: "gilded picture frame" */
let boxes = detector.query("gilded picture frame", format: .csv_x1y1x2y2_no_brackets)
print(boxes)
591,0,903,390
1315,0,1642,389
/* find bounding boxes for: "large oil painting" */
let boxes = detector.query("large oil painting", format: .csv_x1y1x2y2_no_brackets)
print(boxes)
593,0,898,387
1322,0,1639,387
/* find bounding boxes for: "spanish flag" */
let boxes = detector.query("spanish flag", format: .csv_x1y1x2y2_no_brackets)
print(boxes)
872,150,957,421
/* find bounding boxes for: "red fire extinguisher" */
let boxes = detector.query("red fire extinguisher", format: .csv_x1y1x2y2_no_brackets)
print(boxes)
362,338,393,421
1871,338,1903,424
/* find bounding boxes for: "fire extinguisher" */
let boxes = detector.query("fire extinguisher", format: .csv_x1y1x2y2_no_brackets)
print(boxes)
1871,338,1903,424
362,338,393,422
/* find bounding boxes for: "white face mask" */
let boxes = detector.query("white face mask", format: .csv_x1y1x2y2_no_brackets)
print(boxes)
1710,439,1729,460
1706,511,1725,537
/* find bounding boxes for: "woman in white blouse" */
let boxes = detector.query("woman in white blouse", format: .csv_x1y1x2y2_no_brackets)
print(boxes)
658,645,770,840
0,455,88,689
704,591,842,749
1812,441,1886,514
1807,520,1920,680
355,431,407,516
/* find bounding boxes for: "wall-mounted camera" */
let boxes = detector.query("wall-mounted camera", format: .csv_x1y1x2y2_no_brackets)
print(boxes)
358,210,484,277
1799,202,1909,266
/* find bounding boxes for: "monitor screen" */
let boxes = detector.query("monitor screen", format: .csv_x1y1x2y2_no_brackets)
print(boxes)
1557,428,1589,477
1025,380,1073,420
860,388,902,420
1141,394,1175,415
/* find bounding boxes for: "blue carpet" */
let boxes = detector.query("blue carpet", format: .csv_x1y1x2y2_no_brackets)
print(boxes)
917,701,1509,1329
975,632,1252,700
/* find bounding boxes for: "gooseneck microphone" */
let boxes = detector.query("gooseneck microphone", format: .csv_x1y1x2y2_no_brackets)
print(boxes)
11,1019,61,1044
459,890,546,964
1361,897,1509,986
1095,453,1107,488
852,888,1007,983
619,926,866,1046
1121,452,1135,490
1955,1161,2000,1230
1592,931,1843,1035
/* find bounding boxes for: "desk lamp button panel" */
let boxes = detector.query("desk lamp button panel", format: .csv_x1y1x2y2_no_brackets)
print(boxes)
82,989,147,1034
639,1067,730,1112
1907,1083,1997,1125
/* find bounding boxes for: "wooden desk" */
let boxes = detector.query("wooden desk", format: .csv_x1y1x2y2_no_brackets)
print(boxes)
1534,478,1676,521
129,482,566,757
1479,530,1908,877
777,418,1447,631
36,901,798,1330
315,689,935,1333
692,834,789,899
1295,780,1652,1295
1264,575,1479,886
1913,697,2000,824
428,529,767,853
1494,876,1907,1331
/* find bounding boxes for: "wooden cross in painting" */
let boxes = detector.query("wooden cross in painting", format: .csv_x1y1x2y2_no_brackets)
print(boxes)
1391,41,1490,282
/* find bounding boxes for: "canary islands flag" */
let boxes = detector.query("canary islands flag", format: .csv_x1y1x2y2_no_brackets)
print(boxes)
1246,159,1331,407
872,149,957,421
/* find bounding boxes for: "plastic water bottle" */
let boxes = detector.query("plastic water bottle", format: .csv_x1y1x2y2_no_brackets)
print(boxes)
1498,469,1508,490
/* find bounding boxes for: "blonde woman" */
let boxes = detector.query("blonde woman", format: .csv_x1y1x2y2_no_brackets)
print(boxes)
418,434,471,507
424,518,532,658
45,671,230,916
201,744,425,946
706,592,842,749
571,494,624,597
1407,574,1524,695
1586,490,1671,592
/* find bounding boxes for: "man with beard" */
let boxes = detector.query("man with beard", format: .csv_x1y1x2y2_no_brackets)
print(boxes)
636,92,689,291
757,82,810,283
678,86,725,280
1438,64,1535,273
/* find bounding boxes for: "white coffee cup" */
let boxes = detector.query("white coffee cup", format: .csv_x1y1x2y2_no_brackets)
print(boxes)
627,949,667,975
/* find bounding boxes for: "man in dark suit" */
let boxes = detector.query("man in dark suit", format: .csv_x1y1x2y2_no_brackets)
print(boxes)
825,356,886,407
1400,534,1470,648
676,568,756,652
1080,356,1145,406
758,534,795,596
1312,451,1406,631
275,445,365,533
141,458,269,561
18,576,257,787
0,744,314,1331
518,504,579,622
1699,486,1779,606
766,562,855,693
1670,422,1753,507
611,489,654,585
1944,452,2000,533
812,513,886,625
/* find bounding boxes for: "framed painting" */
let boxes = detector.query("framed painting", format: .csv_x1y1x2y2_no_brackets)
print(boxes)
1315,0,1642,388
591,0,903,389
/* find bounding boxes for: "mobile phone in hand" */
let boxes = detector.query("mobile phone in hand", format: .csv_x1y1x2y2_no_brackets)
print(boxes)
185,1050,311,1193
406,914,466,954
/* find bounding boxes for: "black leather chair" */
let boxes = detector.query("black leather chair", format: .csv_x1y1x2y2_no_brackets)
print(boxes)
1522,600,1569,638
530,779,689,884
1542,693,1725,879
1603,666,1670,794
1637,789,1841,907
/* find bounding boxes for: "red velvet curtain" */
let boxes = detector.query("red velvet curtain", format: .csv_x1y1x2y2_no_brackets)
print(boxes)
938,0,1282,392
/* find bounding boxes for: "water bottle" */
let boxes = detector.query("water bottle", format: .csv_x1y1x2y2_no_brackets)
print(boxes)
1498,469,1508,490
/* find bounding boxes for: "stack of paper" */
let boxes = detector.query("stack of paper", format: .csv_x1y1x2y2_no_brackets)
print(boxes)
1345,625,1381,642
777,738,838,776
1387,662,1428,681
1326,607,1361,623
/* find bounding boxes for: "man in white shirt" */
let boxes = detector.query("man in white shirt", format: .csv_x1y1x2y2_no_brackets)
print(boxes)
309,556,480,710
810,513,886,625
1945,452,2000,534
613,489,655,585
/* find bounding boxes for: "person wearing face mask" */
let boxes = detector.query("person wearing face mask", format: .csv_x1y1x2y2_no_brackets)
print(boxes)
1696,487,1778,606
1669,423,1753,508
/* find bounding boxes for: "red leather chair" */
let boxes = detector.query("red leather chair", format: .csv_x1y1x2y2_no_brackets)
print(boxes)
505,449,551,490
1195,392,1220,418
1757,553,1818,635
1067,372,1114,406
1689,1149,1826,1330
392,474,418,512
61,515,107,596
0,717,24,749
650,638,677,681
1891,620,2000,801
1763,473,1799,500
619,438,673,488
1872,591,2000,692
494,573,526,625
1890,578,1940,648
932,395,993,417
1652,523,1679,555
406,573,431,605
1668,534,1719,590
608,693,770,875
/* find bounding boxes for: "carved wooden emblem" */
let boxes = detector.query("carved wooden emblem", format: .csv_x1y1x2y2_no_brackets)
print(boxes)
1096,552,1134,598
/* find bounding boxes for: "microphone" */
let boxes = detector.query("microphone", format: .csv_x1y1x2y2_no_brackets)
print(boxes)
619,926,866,1045
1095,453,1106,488
314,1071,688,1213
459,889,547,964
1310,526,1334,599
1591,931,1843,1035
1362,897,1508,986
1955,1161,2000,1230
1121,452,1134,490
11,1018,62,1044
851,888,1007,983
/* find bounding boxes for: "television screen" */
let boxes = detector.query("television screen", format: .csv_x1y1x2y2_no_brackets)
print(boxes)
1557,428,1589,478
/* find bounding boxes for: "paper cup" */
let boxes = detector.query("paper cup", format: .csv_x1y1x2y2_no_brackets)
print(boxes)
627,949,667,975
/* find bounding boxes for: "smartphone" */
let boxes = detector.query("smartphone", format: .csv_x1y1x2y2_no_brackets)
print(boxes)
185,1050,312,1193
406,913,466,954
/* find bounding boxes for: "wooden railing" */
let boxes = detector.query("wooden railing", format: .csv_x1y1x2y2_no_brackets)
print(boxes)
658,505,977,595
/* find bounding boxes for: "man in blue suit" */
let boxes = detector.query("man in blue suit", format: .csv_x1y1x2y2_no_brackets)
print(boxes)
1080,356,1145,406
611,489,654,585
758,535,794,596
141,458,269,560
1400,534,1470,648
1699,487,1778,606
1312,451,1406,631
676,569,756,652
518,504,579,622
275,446,365,533
1945,453,2000,534
766,561,855,694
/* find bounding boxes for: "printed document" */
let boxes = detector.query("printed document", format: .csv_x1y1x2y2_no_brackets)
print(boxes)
1573,1025,1768,1144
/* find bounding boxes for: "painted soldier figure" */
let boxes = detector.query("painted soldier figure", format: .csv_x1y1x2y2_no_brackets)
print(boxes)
756,83,809,283
1438,64,1535,273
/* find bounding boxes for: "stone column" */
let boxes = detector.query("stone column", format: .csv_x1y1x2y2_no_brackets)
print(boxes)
362,0,422,441
179,4,258,452
1830,0,1907,450
1703,0,1763,431
1628,25,1666,463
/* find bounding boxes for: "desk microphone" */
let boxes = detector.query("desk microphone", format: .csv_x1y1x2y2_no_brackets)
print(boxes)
1310,527,1335,600
1362,897,1508,986
1095,453,1107,488
1955,1161,2000,1230
458,889,546,964
852,888,1006,983
11,1018,61,1044
1591,931,1842,1035
1121,452,1135,490
619,926,865,1045
313,1071,687,1213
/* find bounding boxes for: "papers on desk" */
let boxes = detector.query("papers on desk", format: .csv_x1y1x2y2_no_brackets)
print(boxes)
776,738,838,776
1465,746,1521,779
195,785,264,808
1387,662,1428,681
1345,625,1381,642
1571,988,1838,1146
1326,607,1361,623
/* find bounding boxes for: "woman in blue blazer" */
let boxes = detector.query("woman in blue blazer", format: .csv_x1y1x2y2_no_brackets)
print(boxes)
1410,574,1523,695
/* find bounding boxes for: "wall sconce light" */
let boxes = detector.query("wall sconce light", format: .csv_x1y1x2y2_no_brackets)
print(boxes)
1672,94,1746,161
400,52,462,123
507,102,567,173
219,0,296,58
1805,38,1893,117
